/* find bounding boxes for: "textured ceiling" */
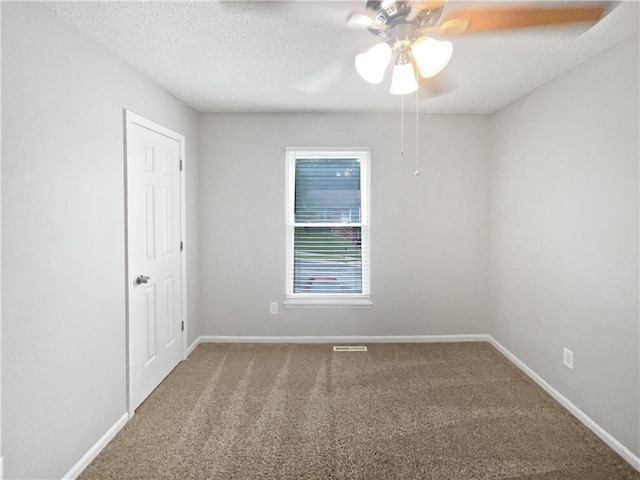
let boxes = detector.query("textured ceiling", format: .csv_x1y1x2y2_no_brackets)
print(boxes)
45,1,639,113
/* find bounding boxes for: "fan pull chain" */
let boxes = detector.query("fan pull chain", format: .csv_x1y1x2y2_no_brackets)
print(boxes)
400,94,404,156
415,87,421,177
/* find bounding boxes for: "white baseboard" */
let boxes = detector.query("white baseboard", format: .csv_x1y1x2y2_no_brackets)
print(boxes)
0,456,3,480
62,412,129,480
187,337,201,356
487,336,640,472
192,334,490,347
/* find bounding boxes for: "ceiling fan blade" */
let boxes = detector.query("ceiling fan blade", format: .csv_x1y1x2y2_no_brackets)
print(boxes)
346,9,376,29
407,0,445,22
437,18,469,35
423,1,446,10
292,58,352,95
440,5,605,35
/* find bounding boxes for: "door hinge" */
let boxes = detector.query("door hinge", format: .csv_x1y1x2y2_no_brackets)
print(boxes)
180,240,184,251
181,321,185,332
180,159,183,171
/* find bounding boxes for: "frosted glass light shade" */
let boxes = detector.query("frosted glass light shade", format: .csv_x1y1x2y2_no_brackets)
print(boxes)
412,36,453,78
389,62,418,95
355,43,392,84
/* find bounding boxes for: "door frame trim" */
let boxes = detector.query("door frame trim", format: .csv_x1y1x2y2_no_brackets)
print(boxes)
123,110,188,417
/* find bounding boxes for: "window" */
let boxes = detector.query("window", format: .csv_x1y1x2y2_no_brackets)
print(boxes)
285,149,371,307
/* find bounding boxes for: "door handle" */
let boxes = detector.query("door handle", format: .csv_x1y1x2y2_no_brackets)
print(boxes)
135,275,150,285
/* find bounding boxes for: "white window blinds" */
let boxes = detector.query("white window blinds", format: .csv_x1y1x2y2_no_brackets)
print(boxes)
286,149,370,302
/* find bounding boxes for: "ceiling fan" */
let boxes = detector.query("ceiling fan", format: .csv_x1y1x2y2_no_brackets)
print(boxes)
346,0,606,95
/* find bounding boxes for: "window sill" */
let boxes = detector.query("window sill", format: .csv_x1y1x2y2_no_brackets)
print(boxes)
283,297,373,309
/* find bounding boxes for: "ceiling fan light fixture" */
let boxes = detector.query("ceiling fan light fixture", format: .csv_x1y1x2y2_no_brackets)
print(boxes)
411,35,453,79
355,42,392,84
389,50,418,95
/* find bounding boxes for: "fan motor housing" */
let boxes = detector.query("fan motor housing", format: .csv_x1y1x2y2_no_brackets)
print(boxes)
365,0,444,38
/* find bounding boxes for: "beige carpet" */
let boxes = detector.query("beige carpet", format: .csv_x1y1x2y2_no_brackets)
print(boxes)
80,343,640,479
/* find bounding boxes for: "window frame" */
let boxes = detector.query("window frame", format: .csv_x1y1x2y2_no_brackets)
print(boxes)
284,148,372,308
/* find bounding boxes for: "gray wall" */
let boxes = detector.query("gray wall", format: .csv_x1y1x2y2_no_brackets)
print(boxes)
199,113,490,337
1,3,200,479
489,34,640,455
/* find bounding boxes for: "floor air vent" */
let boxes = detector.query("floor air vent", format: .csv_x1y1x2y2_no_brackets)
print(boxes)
333,345,368,352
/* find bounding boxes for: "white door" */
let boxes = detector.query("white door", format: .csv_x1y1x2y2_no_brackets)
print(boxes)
125,112,185,412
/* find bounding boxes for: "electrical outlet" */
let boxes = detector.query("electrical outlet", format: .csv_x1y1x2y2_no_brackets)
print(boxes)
563,347,574,370
270,302,278,315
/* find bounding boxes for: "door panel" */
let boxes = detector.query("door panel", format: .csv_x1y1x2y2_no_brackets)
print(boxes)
145,285,157,364
164,275,175,348
127,116,184,411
